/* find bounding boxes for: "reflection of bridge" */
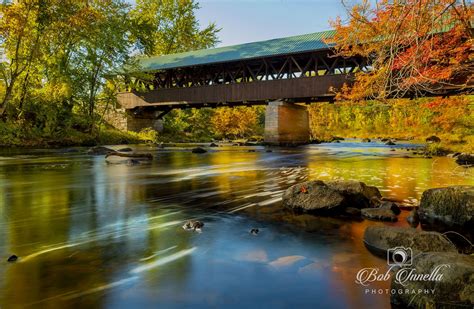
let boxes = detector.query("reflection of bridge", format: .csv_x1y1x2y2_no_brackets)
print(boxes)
118,30,367,144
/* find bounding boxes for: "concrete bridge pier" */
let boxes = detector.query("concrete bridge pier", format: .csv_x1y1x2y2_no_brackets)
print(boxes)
264,101,310,145
125,109,164,133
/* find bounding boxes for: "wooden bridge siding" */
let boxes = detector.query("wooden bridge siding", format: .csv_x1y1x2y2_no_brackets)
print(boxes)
118,74,350,109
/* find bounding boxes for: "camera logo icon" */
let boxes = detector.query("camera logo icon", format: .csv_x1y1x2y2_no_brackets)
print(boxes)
387,247,412,266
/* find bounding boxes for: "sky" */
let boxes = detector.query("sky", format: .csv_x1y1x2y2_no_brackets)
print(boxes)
196,0,349,47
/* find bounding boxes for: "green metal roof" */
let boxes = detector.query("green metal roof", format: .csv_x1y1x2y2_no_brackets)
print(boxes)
135,30,335,72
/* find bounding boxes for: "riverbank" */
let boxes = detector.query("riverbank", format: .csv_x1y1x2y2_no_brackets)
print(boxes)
0,123,142,148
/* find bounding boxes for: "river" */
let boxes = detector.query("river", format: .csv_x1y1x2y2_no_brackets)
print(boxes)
0,140,472,308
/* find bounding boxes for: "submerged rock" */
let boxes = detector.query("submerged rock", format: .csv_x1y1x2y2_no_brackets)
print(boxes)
363,226,457,258
105,152,153,164
344,207,362,217
250,228,259,235
191,147,207,154
87,146,116,155
126,159,141,166
62,148,80,153
391,252,474,308
117,147,133,152
418,186,473,227
361,208,397,222
282,180,381,214
455,153,474,167
362,138,371,143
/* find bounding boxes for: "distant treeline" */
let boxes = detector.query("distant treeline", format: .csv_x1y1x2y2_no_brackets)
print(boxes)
308,96,473,152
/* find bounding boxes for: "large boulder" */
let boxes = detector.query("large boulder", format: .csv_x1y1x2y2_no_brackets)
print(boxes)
282,180,381,214
418,186,474,227
363,226,457,258
391,252,474,308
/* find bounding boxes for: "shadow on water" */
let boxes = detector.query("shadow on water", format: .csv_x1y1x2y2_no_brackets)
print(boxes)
0,141,472,308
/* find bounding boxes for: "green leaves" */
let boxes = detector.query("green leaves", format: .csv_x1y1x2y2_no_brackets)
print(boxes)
130,0,220,56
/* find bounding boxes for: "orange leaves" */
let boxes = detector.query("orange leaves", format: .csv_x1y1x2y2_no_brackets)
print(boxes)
331,0,474,100
300,186,308,194
210,106,261,138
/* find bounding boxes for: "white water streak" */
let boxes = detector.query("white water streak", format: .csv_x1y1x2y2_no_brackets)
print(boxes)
21,221,182,262
139,245,178,262
229,203,257,213
130,247,197,274
62,276,139,300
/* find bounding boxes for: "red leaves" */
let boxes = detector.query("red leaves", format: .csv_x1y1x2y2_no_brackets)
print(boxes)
300,186,308,194
330,0,473,100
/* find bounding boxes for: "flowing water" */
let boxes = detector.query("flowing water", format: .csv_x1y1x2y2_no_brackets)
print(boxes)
0,141,472,308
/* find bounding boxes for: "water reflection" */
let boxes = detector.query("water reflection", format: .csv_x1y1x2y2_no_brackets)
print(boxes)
0,142,472,307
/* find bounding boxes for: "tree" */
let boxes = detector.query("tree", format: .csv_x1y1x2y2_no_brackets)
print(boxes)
330,0,473,101
130,0,220,56
211,107,262,139
0,0,133,130
66,0,132,130
0,0,44,116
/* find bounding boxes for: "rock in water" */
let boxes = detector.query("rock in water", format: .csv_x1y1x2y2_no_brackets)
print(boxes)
425,135,441,143
362,138,371,143
127,159,140,166
406,209,420,228
363,226,457,258
391,252,474,308
282,180,381,214
418,186,473,227
87,146,116,155
105,152,153,164
209,143,218,147
7,255,18,262
361,208,398,222
379,201,401,215
191,147,207,154
455,153,474,167
385,141,396,145
344,207,362,217
182,220,204,231
117,147,133,152
250,228,259,235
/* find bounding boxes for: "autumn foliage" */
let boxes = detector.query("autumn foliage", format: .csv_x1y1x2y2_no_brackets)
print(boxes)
308,96,473,152
329,0,473,100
